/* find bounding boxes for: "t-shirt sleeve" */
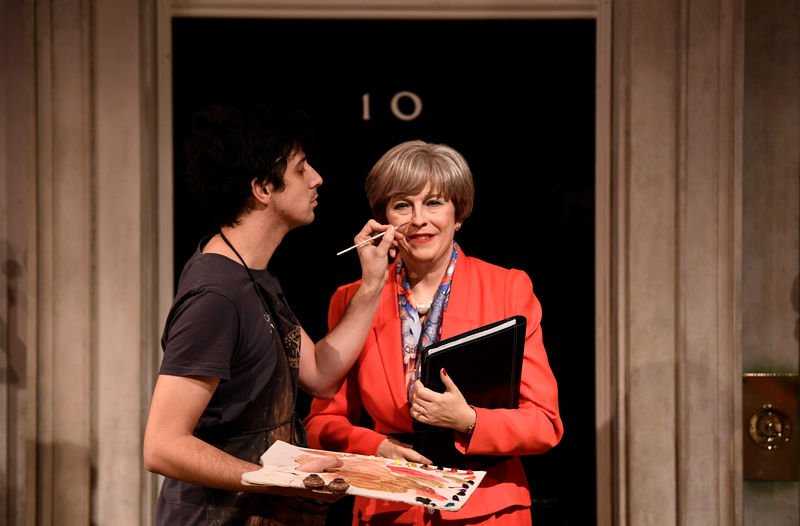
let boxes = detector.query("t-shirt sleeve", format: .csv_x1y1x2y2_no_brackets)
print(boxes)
159,290,239,381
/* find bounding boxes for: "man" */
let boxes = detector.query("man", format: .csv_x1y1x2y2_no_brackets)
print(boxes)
143,104,398,525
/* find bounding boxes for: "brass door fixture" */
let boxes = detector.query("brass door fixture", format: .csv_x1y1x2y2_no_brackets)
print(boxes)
742,373,798,481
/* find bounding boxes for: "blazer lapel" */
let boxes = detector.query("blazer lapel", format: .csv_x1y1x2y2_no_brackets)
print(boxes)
440,252,476,339
372,268,413,417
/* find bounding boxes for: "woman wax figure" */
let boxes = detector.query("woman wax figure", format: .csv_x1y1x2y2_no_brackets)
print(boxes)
304,140,563,525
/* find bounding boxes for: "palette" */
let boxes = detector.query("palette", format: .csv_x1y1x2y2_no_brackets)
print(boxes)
242,440,485,511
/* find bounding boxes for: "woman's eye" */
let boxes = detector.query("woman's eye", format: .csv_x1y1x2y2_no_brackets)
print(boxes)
393,202,410,210
426,199,444,206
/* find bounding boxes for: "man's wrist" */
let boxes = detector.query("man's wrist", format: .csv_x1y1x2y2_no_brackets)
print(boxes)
353,276,384,299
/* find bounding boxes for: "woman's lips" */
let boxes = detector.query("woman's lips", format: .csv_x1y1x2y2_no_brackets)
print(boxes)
409,233,435,244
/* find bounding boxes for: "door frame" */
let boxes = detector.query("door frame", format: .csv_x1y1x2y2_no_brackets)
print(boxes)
154,2,614,524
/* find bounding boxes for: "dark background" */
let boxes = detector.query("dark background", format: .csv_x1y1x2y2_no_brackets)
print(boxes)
173,18,596,525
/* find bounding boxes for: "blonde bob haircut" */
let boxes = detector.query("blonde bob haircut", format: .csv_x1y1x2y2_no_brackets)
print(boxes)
365,140,475,224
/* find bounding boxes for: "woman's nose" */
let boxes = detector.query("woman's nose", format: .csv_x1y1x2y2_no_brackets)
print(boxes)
410,205,426,225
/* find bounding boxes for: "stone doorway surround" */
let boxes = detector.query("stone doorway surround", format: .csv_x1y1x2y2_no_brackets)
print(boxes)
1,1,749,525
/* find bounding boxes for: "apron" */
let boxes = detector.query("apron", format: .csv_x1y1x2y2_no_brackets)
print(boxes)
197,286,328,526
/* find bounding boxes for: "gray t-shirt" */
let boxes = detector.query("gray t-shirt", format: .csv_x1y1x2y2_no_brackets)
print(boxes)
155,237,285,525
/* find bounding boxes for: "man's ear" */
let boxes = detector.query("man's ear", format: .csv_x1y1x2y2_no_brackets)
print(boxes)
251,178,270,204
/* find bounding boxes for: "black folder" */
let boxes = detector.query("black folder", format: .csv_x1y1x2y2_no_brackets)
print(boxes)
411,315,527,469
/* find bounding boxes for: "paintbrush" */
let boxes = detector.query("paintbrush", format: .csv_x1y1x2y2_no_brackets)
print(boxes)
336,222,409,256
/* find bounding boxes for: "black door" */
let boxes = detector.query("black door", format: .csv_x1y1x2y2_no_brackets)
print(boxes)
172,17,596,525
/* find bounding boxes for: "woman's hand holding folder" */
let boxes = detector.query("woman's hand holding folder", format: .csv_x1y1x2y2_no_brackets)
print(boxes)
411,368,478,436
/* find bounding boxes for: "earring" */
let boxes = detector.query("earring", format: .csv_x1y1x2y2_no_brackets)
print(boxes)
455,223,461,231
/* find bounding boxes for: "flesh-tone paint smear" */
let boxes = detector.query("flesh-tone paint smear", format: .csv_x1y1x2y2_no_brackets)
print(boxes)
243,441,485,511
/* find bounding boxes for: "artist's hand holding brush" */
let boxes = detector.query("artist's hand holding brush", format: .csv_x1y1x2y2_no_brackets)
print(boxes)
350,219,404,289
325,221,403,350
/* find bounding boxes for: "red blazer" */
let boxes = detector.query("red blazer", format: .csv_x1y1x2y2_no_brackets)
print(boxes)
305,253,563,522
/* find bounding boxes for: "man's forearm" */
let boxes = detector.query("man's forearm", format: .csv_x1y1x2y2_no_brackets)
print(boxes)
300,280,382,398
299,221,394,397
146,434,259,492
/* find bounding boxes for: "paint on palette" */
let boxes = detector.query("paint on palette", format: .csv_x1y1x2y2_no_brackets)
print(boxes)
242,441,487,510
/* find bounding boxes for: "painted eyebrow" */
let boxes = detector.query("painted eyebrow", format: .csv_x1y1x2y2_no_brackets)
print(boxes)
390,192,444,202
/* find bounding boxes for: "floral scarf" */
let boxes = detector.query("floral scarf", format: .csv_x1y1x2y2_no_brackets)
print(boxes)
397,242,459,404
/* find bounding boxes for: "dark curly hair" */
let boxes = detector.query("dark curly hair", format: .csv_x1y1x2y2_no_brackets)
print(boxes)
184,103,313,227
